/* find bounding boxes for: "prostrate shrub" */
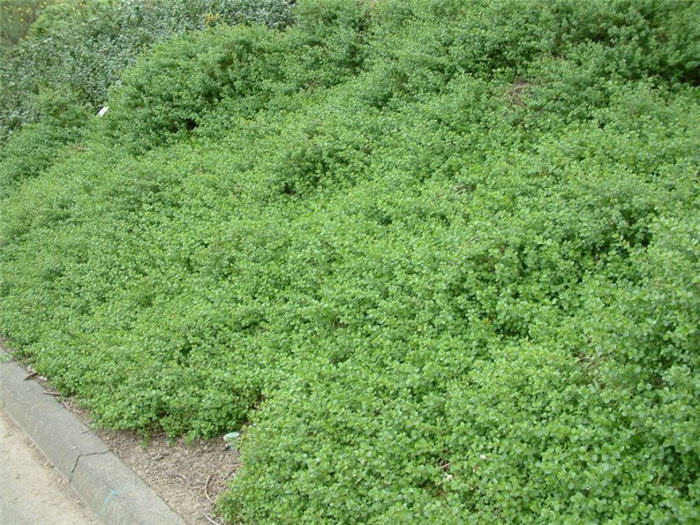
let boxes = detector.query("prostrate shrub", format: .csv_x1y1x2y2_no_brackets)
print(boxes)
0,88,90,197
0,0,296,136
0,1,698,523
105,0,371,153
0,0,295,195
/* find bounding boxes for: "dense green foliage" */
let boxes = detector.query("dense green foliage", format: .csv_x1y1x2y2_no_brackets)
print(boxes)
0,0,295,192
0,0,55,46
1,0,698,523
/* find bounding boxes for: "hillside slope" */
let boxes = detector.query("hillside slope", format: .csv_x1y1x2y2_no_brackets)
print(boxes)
1,1,698,523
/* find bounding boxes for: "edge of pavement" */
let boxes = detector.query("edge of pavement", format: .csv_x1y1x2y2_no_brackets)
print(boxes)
0,345,186,525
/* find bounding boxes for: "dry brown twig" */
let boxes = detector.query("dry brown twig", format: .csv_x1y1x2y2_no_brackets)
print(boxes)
204,473,215,503
169,472,189,485
202,513,223,525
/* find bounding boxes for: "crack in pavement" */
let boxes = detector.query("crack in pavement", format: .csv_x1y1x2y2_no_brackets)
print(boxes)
69,450,109,482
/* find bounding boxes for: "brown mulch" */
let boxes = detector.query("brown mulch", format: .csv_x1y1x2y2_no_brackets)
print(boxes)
17,357,239,525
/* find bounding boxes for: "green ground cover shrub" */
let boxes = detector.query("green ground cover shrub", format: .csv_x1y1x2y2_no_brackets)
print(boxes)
0,0,296,135
0,88,90,196
0,0,698,522
0,0,295,194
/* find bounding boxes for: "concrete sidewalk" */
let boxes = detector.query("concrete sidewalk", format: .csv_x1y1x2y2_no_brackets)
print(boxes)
0,410,99,525
0,347,186,525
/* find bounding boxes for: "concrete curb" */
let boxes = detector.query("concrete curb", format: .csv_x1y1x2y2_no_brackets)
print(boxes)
0,347,186,525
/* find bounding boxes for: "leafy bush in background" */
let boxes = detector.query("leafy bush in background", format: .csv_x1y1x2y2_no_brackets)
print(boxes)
0,0,294,194
0,0,56,46
0,0,698,523
106,0,370,152
0,0,296,130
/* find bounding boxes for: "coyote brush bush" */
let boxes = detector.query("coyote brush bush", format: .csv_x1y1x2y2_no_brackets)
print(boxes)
0,0,698,523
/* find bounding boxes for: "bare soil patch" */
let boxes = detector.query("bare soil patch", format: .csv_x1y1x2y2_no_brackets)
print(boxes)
508,77,530,107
